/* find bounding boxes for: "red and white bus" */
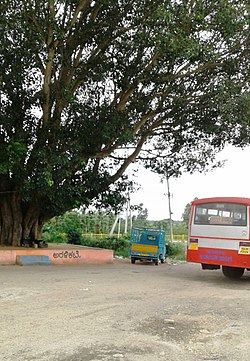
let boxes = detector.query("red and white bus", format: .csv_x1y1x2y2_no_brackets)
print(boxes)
186,197,250,279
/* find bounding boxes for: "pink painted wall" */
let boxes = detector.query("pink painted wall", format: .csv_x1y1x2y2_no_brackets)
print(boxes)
0,248,113,265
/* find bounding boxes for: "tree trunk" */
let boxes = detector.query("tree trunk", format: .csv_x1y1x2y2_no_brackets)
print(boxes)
0,194,43,247
0,193,23,246
22,203,40,240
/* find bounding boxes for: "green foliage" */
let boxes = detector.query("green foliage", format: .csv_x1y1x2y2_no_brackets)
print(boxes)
114,244,131,258
136,204,149,220
42,211,85,244
80,236,129,253
42,231,66,244
182,203,191,232
166,242,186,260
42,209,188,241
43,211,83,234
67,230,82,245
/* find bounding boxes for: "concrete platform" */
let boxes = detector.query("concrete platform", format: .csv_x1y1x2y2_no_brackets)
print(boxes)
0,243,114,265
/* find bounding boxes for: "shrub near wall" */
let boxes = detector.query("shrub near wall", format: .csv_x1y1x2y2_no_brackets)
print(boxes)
42,231,67,243
166,241,186,260
81,236,129,256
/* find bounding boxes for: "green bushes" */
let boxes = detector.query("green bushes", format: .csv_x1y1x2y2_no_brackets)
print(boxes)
67,230,82,245
80,236,130,256
166,241,186,260
42,211,188,241
42,231,67,243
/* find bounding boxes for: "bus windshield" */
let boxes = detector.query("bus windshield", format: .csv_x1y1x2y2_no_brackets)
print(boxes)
194,202,247,226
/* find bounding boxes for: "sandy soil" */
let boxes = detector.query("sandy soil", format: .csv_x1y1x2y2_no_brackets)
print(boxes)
1,259,250,361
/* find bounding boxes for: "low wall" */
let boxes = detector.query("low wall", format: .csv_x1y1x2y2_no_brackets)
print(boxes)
0,245,113,265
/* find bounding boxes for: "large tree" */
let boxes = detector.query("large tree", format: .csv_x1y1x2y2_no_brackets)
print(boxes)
0,0,249,246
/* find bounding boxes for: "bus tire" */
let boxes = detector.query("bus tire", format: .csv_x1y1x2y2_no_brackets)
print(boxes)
222,266,244,279
131,258,136,264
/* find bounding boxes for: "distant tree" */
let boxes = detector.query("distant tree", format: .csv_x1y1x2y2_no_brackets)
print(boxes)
1,1,249,245
154,219,168,231
43,211,82,235
182,199,198,230
171,220,186,235
43,210,118,238
131,203,149,228
137,204,149,221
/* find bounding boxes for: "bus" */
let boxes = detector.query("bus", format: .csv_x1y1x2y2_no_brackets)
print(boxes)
186,197,250,279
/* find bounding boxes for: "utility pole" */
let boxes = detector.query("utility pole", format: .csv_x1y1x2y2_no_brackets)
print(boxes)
124,188,132,234
117,217,121,239
166,176,173,243
124,189,129,234
109,215,119,237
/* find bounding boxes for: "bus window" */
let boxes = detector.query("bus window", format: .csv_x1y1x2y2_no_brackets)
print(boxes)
194,202,247,226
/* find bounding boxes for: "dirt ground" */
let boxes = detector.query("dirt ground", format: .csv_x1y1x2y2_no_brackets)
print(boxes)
1,258,250,361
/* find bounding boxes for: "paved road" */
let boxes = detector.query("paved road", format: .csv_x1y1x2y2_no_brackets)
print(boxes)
1,259,250,361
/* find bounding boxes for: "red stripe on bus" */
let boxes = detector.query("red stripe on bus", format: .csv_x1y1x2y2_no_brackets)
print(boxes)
187,247,250,268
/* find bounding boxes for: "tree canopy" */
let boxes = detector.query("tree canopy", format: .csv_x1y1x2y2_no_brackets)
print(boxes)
0,0,249,245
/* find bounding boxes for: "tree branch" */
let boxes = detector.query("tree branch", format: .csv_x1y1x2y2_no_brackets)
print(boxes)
66,0,90,34
109,134,148,184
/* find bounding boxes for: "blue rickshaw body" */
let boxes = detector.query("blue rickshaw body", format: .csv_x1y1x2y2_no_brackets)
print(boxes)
130,227,166,265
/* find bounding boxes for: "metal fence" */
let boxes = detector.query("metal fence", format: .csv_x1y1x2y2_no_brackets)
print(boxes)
81,233,187,241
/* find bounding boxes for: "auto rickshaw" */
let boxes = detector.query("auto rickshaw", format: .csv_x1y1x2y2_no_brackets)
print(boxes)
130,227,166,265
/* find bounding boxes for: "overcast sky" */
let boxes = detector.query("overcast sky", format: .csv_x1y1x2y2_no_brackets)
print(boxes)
129,145,250,221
